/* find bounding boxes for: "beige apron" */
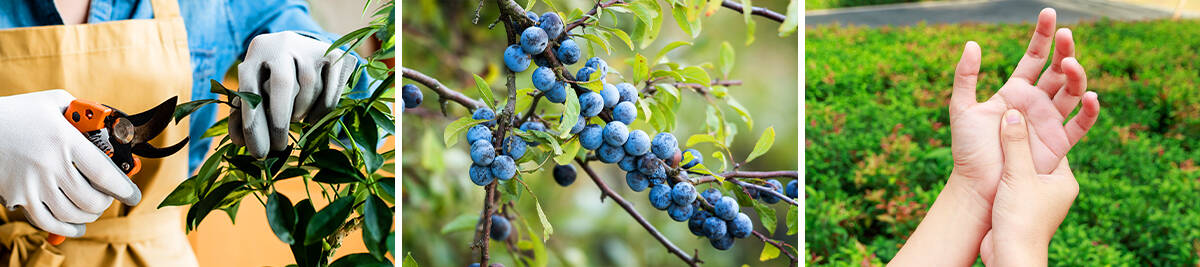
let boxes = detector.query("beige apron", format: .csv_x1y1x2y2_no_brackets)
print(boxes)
0,0,198,266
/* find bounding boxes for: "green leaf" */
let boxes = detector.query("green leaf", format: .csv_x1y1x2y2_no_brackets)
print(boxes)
726,96,753,129
553,138,581,165
173,99,222,123
514,88,537,116
266,192,297,244
556,89,581,138
439,214,479,234
632,54,650,84
290,199,319,267
233,91,264,109
516,179,554,241
580,33,611,56
744,126,775,163
760,242,781,261
209,79,234,96
678,66,711,86
329,253,390,267
608,28,634,51
521,218,550,267
653,41,692,64
744,16,757,46
364,195,392,260
671,4,698,38
787,204,798,235
403,253,418,267
719,41,734,77
310,150,365,183
686,134,720,147
778,0,799,37
442,117,487,148
201,117,229,138
473,74,496,109
713,151,728,173
304,196,355,245
158,176,199,208
187,180,246,231
368,107,395,136
753,193,778,235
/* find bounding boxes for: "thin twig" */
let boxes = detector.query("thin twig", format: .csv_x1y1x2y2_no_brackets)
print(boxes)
563,0,625,32
576,159,703,266
752,230,799,266
402,67,485,110
473,182,499,266
721,0,786,23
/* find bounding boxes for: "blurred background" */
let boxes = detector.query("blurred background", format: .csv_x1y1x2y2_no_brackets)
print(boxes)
183,1,390,265
400,0,798,266
805,0,1199,265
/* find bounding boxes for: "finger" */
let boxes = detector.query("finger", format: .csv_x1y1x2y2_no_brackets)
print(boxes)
23,202,85,237
950,41,981,115
58,166,114,214
1065,92,1100,147
1010,8,1057,84
1001,109,1037,180
292,57,321,121
980,230,995,266
264,57,299,152
70,144,140,205
42,186,101,224
228,104,245,146
310,54,354,121
238,61,270,158
1052,57,1087,117
1036,28,1075,96
1051,157,1073,177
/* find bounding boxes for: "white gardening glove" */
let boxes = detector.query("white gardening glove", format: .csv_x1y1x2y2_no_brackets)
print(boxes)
231,31,357,158
0,90,142,237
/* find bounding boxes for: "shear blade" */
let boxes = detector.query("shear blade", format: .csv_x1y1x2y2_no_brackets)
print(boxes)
131,137,189,158
126,96,178,144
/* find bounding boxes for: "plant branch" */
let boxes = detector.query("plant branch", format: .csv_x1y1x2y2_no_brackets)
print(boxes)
694,171,798,206
575,159,702,266
721,0,786,23
402,67,485,110
752,230,798,266
473,182,499,266
563,0,625,32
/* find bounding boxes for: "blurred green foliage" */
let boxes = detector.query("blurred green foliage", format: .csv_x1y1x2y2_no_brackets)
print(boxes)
805,19,1200,265
805,0,921,10
402,0,798,266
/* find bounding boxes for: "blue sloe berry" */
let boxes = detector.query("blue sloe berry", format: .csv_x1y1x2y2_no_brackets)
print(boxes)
539,12,563,39
713,196,739,220
579,91,604,117
490,155,516,180
489,215,510,240
671,182,697,205
525,11,539,24
470,140,496,166
618,155,638,172
502,136,527,160
402,84,422,109
579,124,603,150
616,83,638,103
503,44,530,72
469,164,494,186
648,184,671,210
701,188,722,204
569,115,585,134
532,66,556,91
553,164,576,186
651,132,678,160
600,83,620,108
760,179,784,204
637,153,665,178
623,130,651,156
597,143,624,163
611,101,636,125
472,107,496,127
520,27,548,54
544,82,566,103
703,217,728,239
602,121,629,146
626,172,648,192
729,212,753,238
668,202,693,222
466,124,492,145
556,38,580,65
688,209,711,237
710,234,734,250
786,180,798,199
681,148,702,168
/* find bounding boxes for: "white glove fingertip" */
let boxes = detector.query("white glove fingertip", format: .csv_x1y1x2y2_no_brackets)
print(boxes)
26,203,86,238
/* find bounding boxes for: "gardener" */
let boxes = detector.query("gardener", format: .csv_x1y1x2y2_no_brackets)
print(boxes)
0,0,366,266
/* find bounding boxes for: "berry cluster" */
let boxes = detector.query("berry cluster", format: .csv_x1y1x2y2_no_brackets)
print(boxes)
464,106,523,186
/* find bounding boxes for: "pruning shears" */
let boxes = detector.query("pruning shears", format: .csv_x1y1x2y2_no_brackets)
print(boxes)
46,97,189,245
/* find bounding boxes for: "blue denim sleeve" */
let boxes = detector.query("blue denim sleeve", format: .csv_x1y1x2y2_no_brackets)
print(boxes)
227,0,373,97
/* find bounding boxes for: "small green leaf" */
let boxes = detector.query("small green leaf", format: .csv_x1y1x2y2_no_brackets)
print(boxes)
403,253,418,267
556,89,580,138
473,74,496,109
686,134,720,147
304,196,355,245
209,79,234,96
234,92,264,109
363,195,392,260
754,194,777,235
744,16,757,46
158,176,199,208
632,54,650,84
201,118,229,138
787,204,798,235
329,253,390,267
608,28,634,51
760,242,781,261
653,41,692,64
266,192,297,244
516,179,554,241
553,138,581,165
442,117,487,148
439,214,479,234
310,150,365,183
744,126,775,163
726,96,753,129
187,180,246,231
778,0,799,37
580,33,611,55
719,41,734,77
174,99,222,123
678,66,711,86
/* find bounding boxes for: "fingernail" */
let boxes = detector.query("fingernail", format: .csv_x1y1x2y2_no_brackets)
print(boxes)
1006,113,1021,124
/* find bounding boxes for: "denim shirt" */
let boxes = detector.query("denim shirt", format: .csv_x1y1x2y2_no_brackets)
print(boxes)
0,0,370,174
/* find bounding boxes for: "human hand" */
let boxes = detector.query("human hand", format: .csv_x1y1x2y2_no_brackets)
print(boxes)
232,31,358,158
947,8,1099,214
979,110,1081,267
0,90,143,237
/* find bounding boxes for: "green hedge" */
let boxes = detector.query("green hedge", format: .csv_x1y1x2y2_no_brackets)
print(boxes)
805,19,1200,265
806,0,922,10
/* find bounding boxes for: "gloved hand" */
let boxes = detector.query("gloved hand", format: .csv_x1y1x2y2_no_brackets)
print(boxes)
0,90,142,237
232,31,358,158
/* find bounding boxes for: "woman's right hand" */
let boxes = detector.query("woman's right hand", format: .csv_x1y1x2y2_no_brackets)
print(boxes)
0,90,142,237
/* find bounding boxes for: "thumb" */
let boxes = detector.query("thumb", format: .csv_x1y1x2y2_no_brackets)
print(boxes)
1001,109,1036,181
